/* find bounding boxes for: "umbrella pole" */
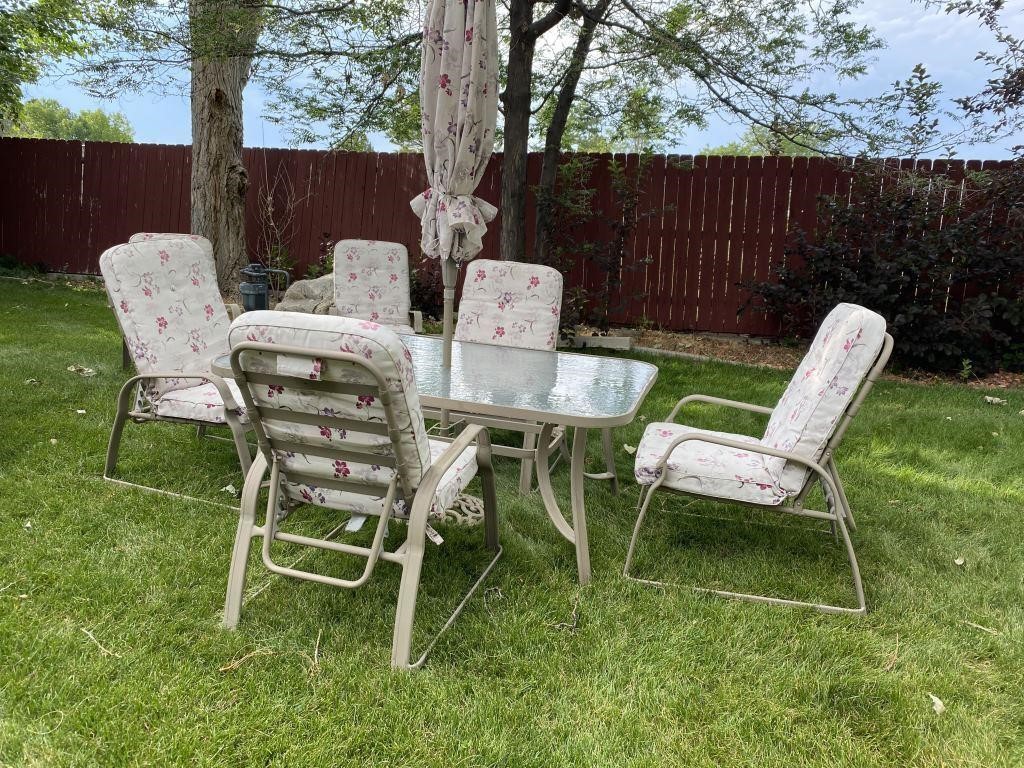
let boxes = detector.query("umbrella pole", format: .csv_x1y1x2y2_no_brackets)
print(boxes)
442,258,458,369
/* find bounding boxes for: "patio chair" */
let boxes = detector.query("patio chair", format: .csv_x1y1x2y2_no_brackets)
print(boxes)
625,303,893,615
332,239,423,333
450,259,618,494
220,311,501,670
100,238,252,500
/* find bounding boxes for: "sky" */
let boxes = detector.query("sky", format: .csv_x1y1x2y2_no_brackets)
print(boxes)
25,0,1024,158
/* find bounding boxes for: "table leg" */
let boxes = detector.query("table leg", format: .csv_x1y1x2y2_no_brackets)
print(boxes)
570,426,592,585
535,422,592,585
519,430,537,495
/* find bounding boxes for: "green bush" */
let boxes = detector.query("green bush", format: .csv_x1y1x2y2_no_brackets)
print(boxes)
746,159,1024,373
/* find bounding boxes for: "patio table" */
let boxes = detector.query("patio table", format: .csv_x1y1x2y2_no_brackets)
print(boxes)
214,335,658,585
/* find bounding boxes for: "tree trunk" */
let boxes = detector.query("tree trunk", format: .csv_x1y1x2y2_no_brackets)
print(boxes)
189,0,260,290
498,0,535,262
498,0,568,262
533,0,609,265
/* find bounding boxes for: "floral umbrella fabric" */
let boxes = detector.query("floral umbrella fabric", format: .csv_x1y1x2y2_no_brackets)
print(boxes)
410,0,499,263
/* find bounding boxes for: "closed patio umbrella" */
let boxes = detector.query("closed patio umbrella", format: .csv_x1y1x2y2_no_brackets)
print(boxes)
410,0,499,368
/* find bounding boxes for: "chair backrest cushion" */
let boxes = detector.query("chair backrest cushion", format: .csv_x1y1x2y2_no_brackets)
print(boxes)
761,303,887,491
129,232,214,263
227,311,432,497
100,239,230,398
332,240,412,328
454,259,563,350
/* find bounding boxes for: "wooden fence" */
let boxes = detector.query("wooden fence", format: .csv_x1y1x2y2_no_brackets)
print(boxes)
0,137,1009,335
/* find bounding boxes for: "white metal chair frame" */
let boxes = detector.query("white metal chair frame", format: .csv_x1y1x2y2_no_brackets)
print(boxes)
221,342,502,670
624,333,894,616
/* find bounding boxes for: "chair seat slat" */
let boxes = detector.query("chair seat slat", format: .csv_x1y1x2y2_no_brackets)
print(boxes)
281,469,393,496
243,371,379,397
275,440,397,467
257,406,390,435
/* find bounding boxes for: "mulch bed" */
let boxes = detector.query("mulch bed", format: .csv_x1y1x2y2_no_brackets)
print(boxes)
635,329,1024,390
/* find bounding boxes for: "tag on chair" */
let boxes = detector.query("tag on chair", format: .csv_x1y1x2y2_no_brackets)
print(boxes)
425,524,444,546
345,513,368,532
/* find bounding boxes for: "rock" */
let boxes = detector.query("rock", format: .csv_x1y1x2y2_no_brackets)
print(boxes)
274,274,335,314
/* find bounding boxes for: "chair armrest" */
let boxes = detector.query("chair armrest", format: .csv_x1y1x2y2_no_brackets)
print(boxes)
120,371,241,412
225,303,243,321
412,424,491,512
667,394,773,422
652,431,825,478
409,309,424,334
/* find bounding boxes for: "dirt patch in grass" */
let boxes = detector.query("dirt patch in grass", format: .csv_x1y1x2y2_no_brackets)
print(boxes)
635,328,1024,390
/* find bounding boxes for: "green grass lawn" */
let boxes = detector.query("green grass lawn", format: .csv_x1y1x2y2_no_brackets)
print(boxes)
2,278,1023,767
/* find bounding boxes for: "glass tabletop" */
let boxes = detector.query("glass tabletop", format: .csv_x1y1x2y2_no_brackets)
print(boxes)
401,335,658,427
212,336,659,428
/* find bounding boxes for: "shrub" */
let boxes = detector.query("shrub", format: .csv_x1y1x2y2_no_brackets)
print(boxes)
746,159,1024,373
409,253,444,320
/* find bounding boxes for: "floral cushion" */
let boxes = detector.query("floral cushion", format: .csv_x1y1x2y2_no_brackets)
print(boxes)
100,239,231,399
153,379,247,424
455,259,562,351
282,438,478,521
762,303,886,493
332,240,413,331
129,232,214,263
634,422,790,506
227,311,433,497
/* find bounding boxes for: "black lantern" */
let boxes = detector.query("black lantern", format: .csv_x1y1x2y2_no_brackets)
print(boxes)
239,263,291,312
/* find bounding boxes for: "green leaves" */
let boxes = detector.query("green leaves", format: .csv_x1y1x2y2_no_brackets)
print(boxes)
0,0,89,119
2,97,135,141
747,159,1024,373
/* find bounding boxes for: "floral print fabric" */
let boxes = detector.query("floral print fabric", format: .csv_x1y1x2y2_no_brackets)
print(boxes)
634,422,789,505
129,232,214,263
154,379,245,424
761,303,886,492
454,259,563,350
331,240,415,333
100,238,233,401
635,303,886,506
279,438,478,521
409,0,498,263
228,311,464,517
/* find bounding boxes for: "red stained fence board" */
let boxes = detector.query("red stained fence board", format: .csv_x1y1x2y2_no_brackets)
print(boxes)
1,137,1013,336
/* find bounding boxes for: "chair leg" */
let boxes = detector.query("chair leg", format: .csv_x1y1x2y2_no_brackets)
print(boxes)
623,482,659,578
225,412,252,475
519,431,537,495
393,442,503,670
480,449,500,552
828,458,856,531
196,424,207,440
624,468,867,615
223,453,268,629
391,527,427,670
104,378,138,477
601,427,618,495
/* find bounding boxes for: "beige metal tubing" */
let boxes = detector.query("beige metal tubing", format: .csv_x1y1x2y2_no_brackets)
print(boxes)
392,424,502,670
104,371,252,495
622,328,894,618
222,344,502,670
623,432,866,615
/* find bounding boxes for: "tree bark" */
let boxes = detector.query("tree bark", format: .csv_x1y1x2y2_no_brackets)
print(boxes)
189,1,260,290
533,0,609,265
498,0,569,262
